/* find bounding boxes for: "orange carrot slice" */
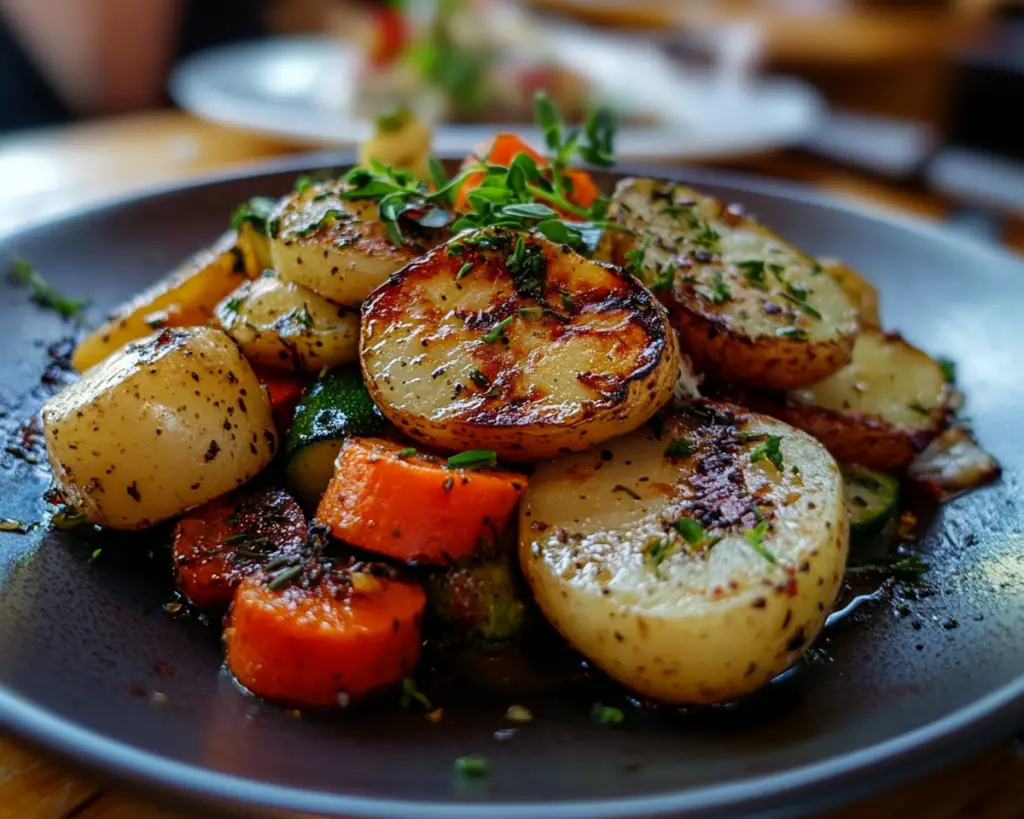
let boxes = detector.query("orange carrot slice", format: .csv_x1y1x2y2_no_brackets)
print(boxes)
316,438,527,565
455,134,599,214
172,487,306,610
225,563,426,708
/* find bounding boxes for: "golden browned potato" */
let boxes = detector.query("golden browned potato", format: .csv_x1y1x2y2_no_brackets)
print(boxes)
214,273,359,372
610,178,859,390
271,181,448,307
43,327,277,530
520,401,848,704
72,232,245,372
763,329,949,471
237,220,273,276
360,229,681,461
821,257,879,327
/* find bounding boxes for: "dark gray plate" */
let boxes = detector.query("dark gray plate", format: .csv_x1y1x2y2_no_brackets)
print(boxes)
1,158,1022,819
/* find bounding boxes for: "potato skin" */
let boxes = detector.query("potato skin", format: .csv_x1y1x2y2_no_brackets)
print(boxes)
611,177,859,390
271,181,448,307
360,229,681,461
753,329,949,471
519,401,848,704
73,232,246,372
215,273,359,372
43,327,277,530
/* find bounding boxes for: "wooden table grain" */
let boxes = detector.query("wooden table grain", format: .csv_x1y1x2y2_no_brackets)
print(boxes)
0,110,1020,819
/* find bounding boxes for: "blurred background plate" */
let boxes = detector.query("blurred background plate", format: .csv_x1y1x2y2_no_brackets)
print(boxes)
170,35,823,160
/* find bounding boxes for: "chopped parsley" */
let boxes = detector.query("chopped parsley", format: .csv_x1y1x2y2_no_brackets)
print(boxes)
649,261,675,293
447,449,498,469
505,236,547,300
645,537,673,577
481,315,514,343
229,196,278,236
395,447,417,458
454,755,489,777
750,434,784,471
737,259,767,289
591,704,625,726
780,285,822,320
400,677,432,711
744,521,778,564
673,517,705,546
846,553,928,579
708,271,732,304
9,258,89,321
290,305,314,329
691,222,720,250
456,261,474,279
776,327,808,341
222,296,245,314
624,233,650,278
664,438,693,458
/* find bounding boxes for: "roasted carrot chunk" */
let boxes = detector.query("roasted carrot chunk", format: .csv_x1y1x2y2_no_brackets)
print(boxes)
172,487,306,610
316,438,527,565
225,562,426,708
455,134,600,213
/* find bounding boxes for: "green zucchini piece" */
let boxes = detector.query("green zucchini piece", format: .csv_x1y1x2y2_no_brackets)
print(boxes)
284,367,385,510
841,464,899,548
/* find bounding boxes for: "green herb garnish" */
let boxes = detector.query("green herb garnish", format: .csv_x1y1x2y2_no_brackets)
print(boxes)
776,327,808,341
846,553,928,578
481,315,514,343
907,403,930,416
505,235,547,300
400,677,432,711
737,260,766,289
674,517,704,546
230,196,278,236
624,234,650,278
50,509,89,530
591,704,625,726
266,564,304,591
750,434,784,471
745,521,778,564
708,271,732,304
454,755,489,777
9,258,89,321
447,449,498,469
664,438,693,458
395,447,417,458
456,261,474,280
645,537,673,577
691,223,720,250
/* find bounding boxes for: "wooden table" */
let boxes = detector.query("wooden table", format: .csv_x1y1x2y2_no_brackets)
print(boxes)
0,110,1021,819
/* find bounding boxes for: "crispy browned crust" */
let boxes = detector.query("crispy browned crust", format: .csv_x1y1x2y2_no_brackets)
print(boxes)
737,391,944,472
667,301,855,391
360,230,681,460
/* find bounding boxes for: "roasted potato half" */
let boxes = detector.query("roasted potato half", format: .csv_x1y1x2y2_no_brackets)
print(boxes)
72,232,245,372
360,229,681,461
610,178,859,390
520,401,848,704
237,220,273,277
271,181,448,307
43,327,277,530
762,329,948,471
215,273,359,372
822,257,879,327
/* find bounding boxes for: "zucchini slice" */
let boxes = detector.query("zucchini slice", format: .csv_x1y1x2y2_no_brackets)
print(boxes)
284,367,386,510
841,464,899,549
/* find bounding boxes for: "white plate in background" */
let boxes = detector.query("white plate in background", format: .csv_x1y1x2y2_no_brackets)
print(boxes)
170,36,823,161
